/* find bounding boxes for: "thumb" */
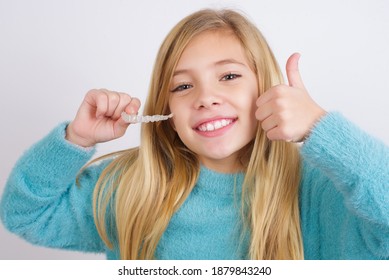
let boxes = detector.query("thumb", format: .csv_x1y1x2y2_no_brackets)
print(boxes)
286,53,305,89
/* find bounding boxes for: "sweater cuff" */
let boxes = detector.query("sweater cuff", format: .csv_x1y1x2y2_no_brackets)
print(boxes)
300,111,387,183
15,123,96,195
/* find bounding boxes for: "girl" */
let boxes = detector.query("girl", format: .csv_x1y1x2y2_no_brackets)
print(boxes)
1,9,388,260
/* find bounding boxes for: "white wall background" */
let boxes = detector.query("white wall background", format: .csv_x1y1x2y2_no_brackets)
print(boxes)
0,0,388,259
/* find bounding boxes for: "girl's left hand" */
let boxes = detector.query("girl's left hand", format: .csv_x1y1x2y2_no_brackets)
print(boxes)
255,53,327,142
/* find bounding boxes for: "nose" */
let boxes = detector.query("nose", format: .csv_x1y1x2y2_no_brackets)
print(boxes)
193,84,223,110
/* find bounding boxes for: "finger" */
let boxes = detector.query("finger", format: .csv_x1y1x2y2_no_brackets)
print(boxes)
116,97,142,127
266,122,296,141
260,114,278,132
255,102,273,122
266,125,292,141
256,84,289,108
99,89,126,118
106,91,121,118
124,97,141,115
111,92,132,119
266,126,283,141
256,89,274,108
286,53,305,89
93,91,109,119
114,97,142,135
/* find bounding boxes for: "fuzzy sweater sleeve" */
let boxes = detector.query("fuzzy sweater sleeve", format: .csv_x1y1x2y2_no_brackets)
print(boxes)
0,123,108,253
300,112,389,259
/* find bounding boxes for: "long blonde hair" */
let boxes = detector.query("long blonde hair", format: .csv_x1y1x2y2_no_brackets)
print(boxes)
93,9,303,259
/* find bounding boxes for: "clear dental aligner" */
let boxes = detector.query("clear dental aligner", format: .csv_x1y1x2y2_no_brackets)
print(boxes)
121,112,174,123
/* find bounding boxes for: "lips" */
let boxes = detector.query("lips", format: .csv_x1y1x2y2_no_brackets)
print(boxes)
194,117,237,132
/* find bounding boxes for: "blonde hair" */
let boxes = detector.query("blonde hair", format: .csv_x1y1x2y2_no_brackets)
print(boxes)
92,9,303,259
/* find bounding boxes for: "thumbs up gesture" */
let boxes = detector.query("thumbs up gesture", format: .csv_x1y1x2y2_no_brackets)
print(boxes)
256,53,326,142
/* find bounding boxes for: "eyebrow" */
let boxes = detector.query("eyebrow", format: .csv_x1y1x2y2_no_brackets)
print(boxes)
172,58,247,77
215,58,246,67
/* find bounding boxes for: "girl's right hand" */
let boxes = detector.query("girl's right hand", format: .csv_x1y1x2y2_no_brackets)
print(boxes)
66,89,141,147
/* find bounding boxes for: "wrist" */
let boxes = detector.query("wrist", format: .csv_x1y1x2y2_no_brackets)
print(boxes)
65,123,96,148
302,108,327,142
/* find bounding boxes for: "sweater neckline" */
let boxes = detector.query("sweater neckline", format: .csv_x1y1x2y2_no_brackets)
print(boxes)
197,165,245,196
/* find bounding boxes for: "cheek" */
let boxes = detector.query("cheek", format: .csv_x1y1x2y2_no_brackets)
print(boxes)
168,96,180,115
249,85,259,113
173,117,188,136
237,91,258,115
169,118,177,131
238,88,259,132
169,100,186,132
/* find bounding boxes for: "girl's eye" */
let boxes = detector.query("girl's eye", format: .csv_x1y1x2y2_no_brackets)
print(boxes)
221,73,241,81
171,83,192,93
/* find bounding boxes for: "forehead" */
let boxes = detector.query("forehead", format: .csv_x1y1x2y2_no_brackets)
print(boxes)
174,30,249,70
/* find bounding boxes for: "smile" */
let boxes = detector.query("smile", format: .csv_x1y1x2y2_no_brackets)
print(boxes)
196,118,236,132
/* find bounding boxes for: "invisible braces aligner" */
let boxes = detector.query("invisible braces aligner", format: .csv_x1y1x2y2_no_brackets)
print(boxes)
121,112,174,123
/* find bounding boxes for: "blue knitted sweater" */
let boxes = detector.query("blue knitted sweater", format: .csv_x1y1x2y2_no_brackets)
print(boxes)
1,112,388,259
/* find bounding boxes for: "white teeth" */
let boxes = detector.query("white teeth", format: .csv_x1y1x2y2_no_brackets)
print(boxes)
197,119,233,132
214,121,222,129
206,123,215,131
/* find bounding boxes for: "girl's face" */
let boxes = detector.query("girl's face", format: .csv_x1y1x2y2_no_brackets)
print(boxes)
168,30,259,173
